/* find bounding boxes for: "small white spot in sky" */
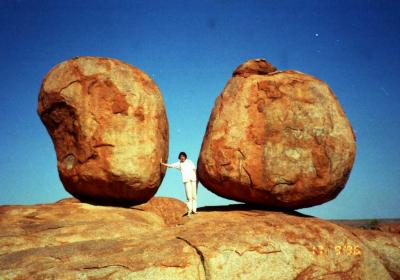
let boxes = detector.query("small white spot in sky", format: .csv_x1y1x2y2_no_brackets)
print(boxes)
315,33,319,37
380,86,390,96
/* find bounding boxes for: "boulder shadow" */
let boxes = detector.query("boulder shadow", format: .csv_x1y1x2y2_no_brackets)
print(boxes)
197,203,315,218
75,197,145,209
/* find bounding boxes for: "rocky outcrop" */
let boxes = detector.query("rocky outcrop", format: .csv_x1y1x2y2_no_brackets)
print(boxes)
1,197,398,279
198,58,356,209
37,57,169,205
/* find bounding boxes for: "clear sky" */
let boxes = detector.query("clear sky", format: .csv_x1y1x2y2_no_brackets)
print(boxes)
0,0,399,219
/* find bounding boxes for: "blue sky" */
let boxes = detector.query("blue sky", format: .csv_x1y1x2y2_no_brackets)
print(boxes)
0,0,399,219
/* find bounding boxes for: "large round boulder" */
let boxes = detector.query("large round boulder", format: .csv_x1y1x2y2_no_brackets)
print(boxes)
198,59,356,209
38,56,169,205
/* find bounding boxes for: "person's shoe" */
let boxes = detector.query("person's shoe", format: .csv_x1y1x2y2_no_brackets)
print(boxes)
192,211,197,215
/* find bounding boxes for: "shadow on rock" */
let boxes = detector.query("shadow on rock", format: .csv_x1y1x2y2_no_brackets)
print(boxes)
197,203,314,218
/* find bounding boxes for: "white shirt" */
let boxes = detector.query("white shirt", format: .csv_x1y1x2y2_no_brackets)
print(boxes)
170,159,197,183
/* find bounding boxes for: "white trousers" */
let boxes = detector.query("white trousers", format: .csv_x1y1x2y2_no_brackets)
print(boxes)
184,180,197,213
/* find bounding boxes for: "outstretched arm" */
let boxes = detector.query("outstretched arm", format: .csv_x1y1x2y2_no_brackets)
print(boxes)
161,162,174,168
160,158,171,167
160,158,179,168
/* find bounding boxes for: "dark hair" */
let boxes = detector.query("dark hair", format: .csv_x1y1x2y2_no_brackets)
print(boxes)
178,152,187,159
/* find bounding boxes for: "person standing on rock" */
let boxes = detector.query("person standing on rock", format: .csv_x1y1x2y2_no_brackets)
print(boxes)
160,152,198,216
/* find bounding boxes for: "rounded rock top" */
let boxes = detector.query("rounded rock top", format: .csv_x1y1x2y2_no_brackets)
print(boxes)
233,58,278,77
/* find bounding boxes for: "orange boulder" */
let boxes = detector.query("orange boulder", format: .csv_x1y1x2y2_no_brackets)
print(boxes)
198,58,356,209
38,57,169,205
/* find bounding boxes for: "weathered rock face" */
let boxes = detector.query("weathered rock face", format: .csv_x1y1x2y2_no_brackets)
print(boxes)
350,228,400,279
1,197,399,279
198,58,356,209
37,57,169,205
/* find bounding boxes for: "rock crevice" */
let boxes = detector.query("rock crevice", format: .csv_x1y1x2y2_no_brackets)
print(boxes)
176,236,209,280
